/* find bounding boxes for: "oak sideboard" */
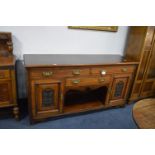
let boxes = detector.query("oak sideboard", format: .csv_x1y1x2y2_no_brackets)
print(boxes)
24,54,138,123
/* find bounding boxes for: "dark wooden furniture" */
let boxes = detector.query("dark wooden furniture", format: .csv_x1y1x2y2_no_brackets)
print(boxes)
124,26,155,102
24,54,138,123
0,32,19,120
133,98,155,129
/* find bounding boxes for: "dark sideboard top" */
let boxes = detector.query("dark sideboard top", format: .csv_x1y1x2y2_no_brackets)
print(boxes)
24,54,139,67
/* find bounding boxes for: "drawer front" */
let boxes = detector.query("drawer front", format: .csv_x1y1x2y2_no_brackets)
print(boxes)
29,68,90,79
66,76,111,87
0,70,10,79
91,65,135,75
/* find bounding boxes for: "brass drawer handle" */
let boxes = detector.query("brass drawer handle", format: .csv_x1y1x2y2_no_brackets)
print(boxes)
100,70,106,75
42,71,53,77
72,79,80,84
122,68,128,72
72,70,81,75
99,78,105,82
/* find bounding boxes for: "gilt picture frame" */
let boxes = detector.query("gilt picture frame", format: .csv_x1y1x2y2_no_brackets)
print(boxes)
68,26,118,32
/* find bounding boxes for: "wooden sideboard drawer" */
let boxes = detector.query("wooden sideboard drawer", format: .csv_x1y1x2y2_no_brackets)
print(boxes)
91,65,135,75
0,70,10,79
29,68,90,79
66,76,111,87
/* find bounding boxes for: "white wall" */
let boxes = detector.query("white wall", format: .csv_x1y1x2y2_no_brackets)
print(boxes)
0,26,128,59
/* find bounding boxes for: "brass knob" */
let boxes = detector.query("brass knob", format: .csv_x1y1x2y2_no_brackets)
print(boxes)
122,68,128,72
72,79,80,84
99,78,105,82
42,71,53,77
100,70,106,75
72,70,81,75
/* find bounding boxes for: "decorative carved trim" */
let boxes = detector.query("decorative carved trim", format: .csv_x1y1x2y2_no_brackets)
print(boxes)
42,89,54,107
114,81,124,97
0,32,13,56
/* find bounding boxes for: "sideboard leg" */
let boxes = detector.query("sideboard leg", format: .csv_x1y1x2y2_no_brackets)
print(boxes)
13,106,19,120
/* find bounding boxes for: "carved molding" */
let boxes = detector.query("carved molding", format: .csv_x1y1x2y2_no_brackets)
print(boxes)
0,32,13,56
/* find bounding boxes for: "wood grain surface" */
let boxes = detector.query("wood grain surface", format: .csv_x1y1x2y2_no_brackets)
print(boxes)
133,98,155,129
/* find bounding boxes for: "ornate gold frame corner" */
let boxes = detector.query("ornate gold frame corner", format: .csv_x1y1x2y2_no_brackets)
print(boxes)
68,26,118,32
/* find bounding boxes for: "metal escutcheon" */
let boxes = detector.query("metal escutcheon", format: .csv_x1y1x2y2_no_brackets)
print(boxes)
122,68,127,72
42,71,53,77
99,78,105,82
72,70,81,75
72,79,80,84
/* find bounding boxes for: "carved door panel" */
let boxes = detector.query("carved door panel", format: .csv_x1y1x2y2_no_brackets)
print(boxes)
109,74,131,106
0,80,13,106
31,79,63,119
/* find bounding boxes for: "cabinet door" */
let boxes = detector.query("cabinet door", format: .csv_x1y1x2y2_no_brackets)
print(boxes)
0,80,13,107
31,79,63,119
140,37,155,97
109,74,131,106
